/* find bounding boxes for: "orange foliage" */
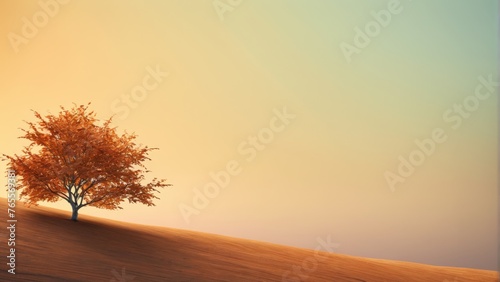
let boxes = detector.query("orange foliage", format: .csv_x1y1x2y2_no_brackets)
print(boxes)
3,103,171,220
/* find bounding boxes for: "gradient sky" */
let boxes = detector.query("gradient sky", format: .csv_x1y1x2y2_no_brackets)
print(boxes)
0,0,498,271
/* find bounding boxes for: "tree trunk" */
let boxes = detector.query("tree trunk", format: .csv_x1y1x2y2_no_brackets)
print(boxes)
71,205,79,221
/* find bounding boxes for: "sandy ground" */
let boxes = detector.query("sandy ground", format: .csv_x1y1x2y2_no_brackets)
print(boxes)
0,199,497,281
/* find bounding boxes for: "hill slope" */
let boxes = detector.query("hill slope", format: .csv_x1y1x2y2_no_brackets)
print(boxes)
0,199,497,281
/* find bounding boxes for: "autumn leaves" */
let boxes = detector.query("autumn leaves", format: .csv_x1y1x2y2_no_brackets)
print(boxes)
4,104,170,221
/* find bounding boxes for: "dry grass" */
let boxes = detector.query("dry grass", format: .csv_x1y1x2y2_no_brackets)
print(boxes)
0,199,497,281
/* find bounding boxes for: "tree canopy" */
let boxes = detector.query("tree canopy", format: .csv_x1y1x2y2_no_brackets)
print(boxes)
3,103,171,221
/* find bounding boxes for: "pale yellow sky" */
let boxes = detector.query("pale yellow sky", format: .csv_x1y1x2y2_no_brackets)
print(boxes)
0,0,498,270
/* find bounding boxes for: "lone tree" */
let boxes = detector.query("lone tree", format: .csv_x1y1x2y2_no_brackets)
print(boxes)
3,103,171,221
